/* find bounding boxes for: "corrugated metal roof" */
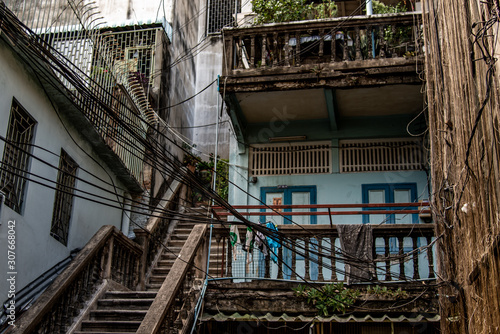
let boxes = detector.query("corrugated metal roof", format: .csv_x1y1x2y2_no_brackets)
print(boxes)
200,312,441,323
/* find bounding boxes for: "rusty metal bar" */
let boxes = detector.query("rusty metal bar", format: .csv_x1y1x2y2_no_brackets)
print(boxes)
215,209,430,216
215,202,428,210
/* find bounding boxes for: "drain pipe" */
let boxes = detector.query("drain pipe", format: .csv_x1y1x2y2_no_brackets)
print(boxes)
190,76,221,333
366,0,373,15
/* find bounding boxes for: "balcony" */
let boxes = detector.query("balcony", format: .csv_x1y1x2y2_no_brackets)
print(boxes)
202,204,438,326
211,203,434,282
221,12,425,145
222,12,423,89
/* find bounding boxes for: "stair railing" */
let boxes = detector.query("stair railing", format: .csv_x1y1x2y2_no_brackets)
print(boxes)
137,224,209,334
10,225,142,334
134,179,184,290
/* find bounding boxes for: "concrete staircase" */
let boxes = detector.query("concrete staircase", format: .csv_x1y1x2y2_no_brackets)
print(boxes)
146,219,198,291
75,291,156,334
75,210,205,333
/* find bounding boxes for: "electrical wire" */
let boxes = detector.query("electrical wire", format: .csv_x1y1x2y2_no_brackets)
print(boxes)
0,2,438,312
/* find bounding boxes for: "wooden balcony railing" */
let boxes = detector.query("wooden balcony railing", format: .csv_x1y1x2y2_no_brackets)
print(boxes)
11,226,142,334
210,203,435,283
222,12,423,76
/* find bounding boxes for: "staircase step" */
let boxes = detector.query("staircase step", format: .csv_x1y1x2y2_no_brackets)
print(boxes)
162,246,182,253
80,320,142,332
104,291,157,299
168,239,188,247
90,309,148,321
148,275,167,284
175,227,195,233
75,332,136,334
170,233,190,240
177,222,198,226
156,259,175,267
97,298,154,310
146,283,162,291
152,267,170,275
161,251,182,260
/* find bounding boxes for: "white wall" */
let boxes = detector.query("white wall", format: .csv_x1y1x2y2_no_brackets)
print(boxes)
0,41,126,303
95,0,172,24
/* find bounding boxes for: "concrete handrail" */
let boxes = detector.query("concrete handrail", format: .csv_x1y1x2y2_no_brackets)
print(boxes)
11,225,142,333
137,224,208,334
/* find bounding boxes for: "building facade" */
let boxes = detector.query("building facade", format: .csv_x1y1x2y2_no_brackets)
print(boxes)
0,0,171,312
199,2,440,332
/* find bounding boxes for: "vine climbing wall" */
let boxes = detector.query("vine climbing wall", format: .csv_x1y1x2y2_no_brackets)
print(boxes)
423,0,500,333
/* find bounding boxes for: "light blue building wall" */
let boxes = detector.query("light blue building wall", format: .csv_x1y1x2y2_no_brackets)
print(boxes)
228,139,430,226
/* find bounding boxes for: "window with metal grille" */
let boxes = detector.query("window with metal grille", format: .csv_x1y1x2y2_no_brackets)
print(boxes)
207,0,240,34
249,142,332,176
95,28,157,87
0,99,37,213
339,138,425,173
50,150,78,246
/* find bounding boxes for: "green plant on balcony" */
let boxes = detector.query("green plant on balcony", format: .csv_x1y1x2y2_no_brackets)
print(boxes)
367,285,409,299
370,1,414,56
252,0,337,24
371,0,407,14
186,153,229,204
293,283,360,316
214,158,229,201
91,66,115,87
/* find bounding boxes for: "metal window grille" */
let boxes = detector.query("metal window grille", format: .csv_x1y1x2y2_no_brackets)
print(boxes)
51,37,94,89
207,0,240,34
103,29,157,87
50,150,78,246
249,142,332,176
339,138,425,173
0,100,37,213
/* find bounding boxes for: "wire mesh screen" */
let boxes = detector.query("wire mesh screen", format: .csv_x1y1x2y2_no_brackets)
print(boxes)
207,0,240,34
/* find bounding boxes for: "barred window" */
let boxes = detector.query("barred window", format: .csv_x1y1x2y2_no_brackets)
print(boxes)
207,0,240,34
0,99,37,213
50,150,78,246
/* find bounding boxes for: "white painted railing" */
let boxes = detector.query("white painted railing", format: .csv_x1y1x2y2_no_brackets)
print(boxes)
339,138,424,173
250,141,332,176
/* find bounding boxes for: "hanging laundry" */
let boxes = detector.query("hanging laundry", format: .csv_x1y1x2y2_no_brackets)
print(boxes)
266,222,281,263
243,226,255,264
243,226,254,253
337,224,375,284
229,224,241,261
254,223,268,257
